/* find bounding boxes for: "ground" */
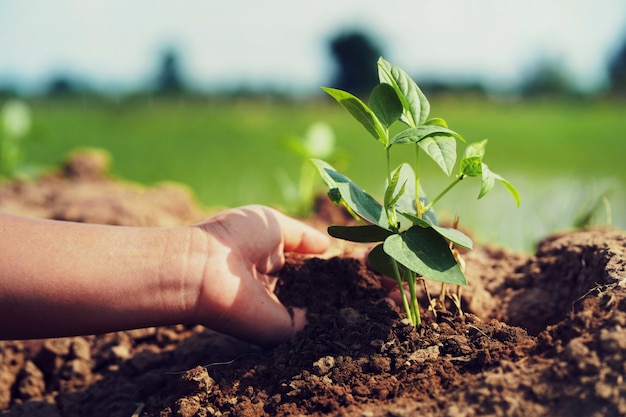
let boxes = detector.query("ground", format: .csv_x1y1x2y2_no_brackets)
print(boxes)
1,150,625,417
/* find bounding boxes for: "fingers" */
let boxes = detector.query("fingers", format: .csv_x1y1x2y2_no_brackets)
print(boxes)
290,307,307,334
218,205,329,255
228,300,307,347
274,210,330,254
255,246,284,275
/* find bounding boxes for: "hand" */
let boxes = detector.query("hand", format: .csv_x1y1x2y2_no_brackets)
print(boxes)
191,205,329,346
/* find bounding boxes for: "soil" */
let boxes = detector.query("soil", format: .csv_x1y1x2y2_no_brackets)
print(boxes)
1,150,625,417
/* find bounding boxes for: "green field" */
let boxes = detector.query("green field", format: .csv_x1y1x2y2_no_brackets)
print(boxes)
12,95,626,251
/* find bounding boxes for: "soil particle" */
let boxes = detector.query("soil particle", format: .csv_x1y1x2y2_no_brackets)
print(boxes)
1,150,626,416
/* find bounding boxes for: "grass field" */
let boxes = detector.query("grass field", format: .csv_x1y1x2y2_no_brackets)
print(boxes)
12,95,626,251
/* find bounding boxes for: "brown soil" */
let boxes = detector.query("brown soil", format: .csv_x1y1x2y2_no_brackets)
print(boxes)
1,150,625,417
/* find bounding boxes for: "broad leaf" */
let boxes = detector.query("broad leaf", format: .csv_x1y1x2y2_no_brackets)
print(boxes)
460,139,488,177
464,139,487,159
389,125,462,147
493,172,521,207
477,162,522,207
369,83,403,128
391,163,438,226
390,163,415,213
418,136,457,176
311,159,338,189
328,225,393,243
460,156,483,177
326,169,387,229
367,243,397,278
425,117,448,127
322,87,387,146
311,159,388,229
384,164,406,209
459,139,521,207
384,227,468,285
478,162,496,199
377,57,430,126
398,211,473,249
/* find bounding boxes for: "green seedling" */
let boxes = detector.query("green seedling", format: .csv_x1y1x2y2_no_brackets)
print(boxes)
313,57,520,326
279,121,345,216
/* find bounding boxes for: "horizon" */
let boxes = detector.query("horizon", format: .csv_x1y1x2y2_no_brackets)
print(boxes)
1,0,626,95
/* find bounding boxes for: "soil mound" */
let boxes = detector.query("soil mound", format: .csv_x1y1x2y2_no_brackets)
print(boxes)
1,150,624,417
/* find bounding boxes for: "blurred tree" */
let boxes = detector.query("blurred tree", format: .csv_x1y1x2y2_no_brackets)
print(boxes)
328,31,383,96
155,48,186,95
0,85,17,101
608,35,626,95
519,58,574,97
46,75,79,97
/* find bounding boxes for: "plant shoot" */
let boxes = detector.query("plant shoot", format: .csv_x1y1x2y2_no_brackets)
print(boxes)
313,57,520,326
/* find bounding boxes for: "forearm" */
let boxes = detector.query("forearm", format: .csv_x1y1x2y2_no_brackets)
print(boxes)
0,213,205,339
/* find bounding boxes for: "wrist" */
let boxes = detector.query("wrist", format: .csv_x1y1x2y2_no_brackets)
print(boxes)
158,225,211,326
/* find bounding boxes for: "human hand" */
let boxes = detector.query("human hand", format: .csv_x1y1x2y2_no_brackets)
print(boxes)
191,205,329,346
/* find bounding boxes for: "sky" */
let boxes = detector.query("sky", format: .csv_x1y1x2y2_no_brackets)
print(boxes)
1,0,626,94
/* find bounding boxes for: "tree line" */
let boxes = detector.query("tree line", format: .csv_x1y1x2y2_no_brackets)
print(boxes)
2,29,626,100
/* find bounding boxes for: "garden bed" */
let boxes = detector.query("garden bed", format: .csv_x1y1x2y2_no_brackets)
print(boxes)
1,151,625,417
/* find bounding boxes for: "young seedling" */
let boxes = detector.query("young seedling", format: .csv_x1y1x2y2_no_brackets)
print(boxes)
313,57,520,326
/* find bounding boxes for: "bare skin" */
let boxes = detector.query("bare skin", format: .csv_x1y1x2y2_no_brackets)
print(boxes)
0,205,329,346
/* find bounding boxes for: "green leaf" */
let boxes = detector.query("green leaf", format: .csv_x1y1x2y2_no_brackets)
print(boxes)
460,140,487,177
390,163,438,226
367,243,397,278
418,136,457,176
328,225,393,243
322,87,387,146
326,170,387,228
311,159,338,189
459,139,521,207
390,163,415,212
477,162,522,208
384,164,406,209
432,226,473,250
493,171,522,207
389,125,462,147
384,227,468,285
311,159,388,229
464,139,487,159
460,156,483,177
377,57,430,126
425,117,448,128
478,162,496,199
397,211,473,249
369,83,403,128
388,180,406,209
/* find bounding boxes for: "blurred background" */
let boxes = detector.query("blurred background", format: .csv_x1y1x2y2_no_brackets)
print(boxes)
1,0,626,251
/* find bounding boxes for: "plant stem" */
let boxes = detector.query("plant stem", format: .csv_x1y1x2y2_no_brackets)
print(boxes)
423,175,464,213
386,147,392,185
391,259,414,326
406,271,421,326
341,202,368,226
